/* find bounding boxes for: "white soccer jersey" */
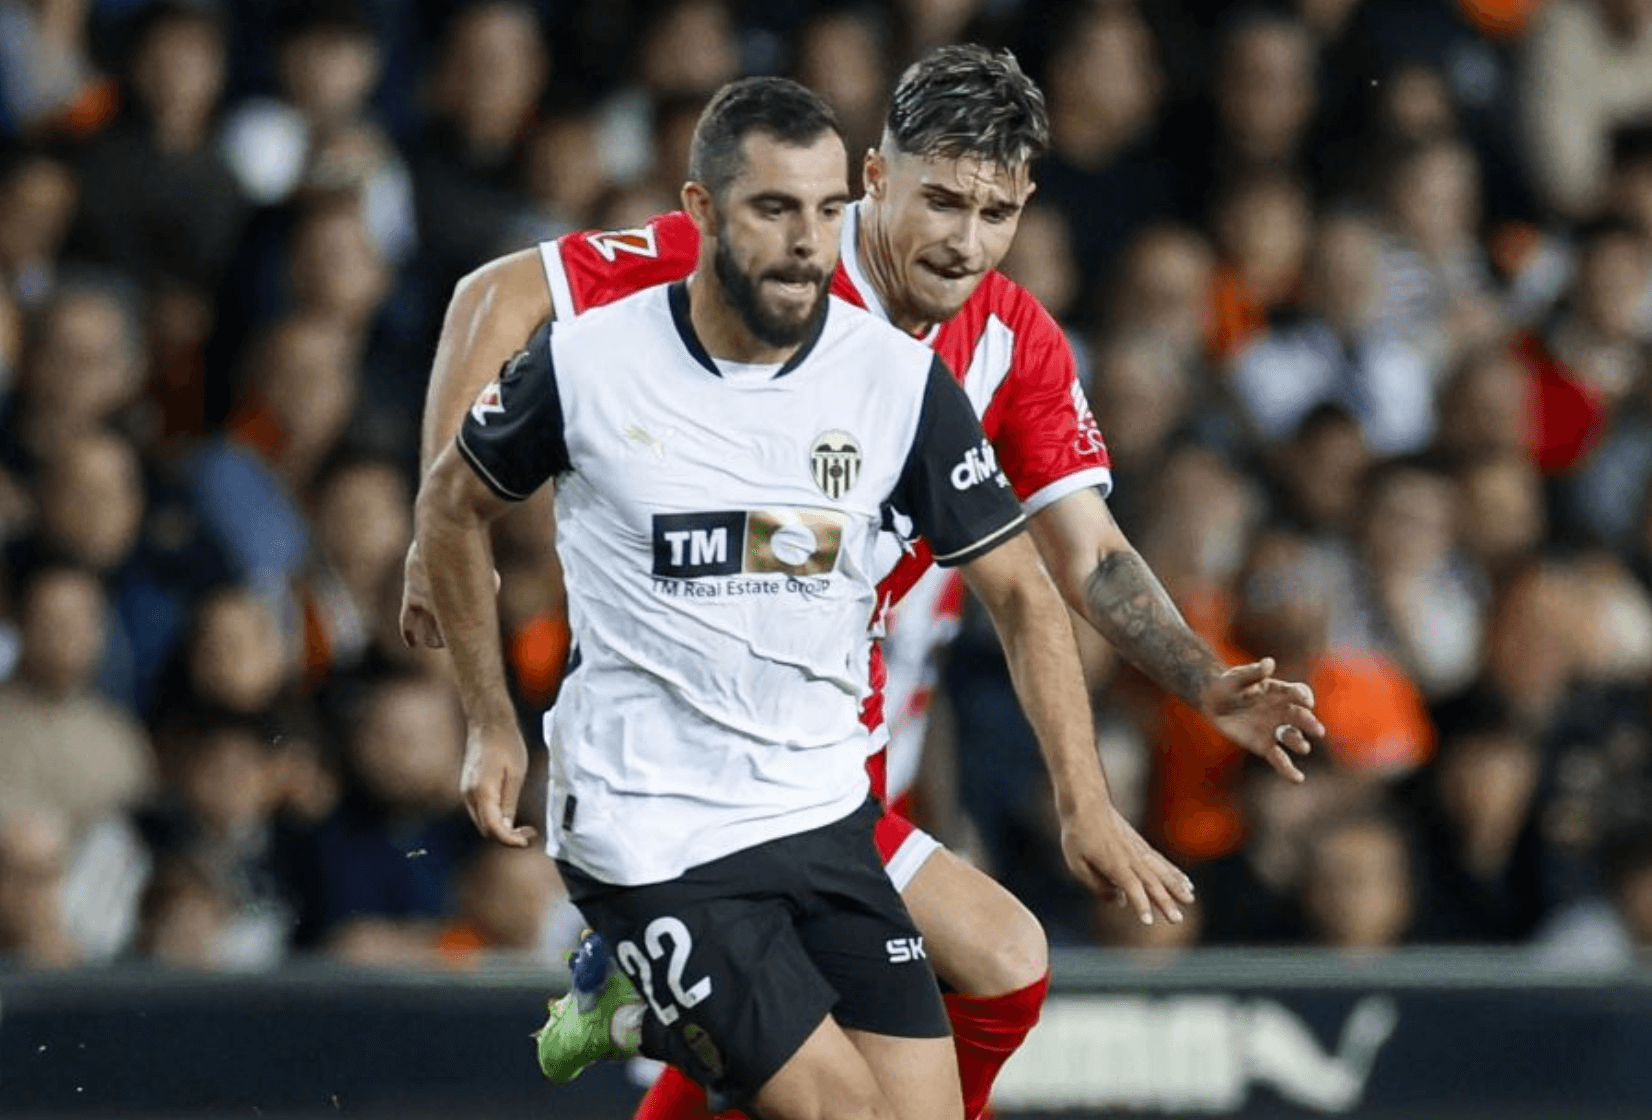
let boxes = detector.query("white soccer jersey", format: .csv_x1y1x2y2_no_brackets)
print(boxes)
457,281,1026,886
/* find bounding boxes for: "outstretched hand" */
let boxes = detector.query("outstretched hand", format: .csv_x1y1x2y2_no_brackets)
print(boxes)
1061,802,1195,926
1202,658,1322,783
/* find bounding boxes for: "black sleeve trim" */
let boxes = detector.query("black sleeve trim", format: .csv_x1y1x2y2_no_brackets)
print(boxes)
455,431,532,501
452,317,569,501
890,355,1027,566
931,512,1028,568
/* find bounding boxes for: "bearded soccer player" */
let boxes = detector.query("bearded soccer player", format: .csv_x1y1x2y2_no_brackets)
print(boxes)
404,46,1320,1120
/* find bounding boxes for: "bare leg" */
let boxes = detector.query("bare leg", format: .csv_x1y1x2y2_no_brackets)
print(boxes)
753,1018,961,1120
900,848,1047,997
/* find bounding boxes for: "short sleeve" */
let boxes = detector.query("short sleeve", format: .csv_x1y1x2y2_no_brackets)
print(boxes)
889,358,1027,567
541,211,701,319
983,287,1113,514
455,318,570,501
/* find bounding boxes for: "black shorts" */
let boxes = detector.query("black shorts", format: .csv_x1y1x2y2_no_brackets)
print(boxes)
558,798,949,1105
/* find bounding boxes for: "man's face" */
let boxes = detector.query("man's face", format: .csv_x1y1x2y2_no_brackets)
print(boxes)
867,147,1033,326
707,132,849,348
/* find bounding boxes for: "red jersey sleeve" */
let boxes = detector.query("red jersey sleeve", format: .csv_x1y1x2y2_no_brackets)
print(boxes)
979,277,1113,514
538,211,701,319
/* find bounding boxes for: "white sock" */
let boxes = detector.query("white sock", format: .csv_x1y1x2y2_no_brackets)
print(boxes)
611,1003,644,1051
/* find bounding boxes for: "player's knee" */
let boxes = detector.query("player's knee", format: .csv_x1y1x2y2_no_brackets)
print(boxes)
981,903,1049,994
760,1068,897,1120
953,894,1048,997
820,1084,898,1120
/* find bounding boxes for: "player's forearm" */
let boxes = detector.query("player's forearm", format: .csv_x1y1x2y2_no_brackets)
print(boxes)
1082,547,1225,710
416,459,516,728
968,548,1112,818
419,250,552,477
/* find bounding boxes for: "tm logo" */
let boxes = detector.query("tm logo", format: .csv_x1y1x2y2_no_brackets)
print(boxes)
950,442,1002,490
652,510,847,579
887,936,926,963
653,512,744,577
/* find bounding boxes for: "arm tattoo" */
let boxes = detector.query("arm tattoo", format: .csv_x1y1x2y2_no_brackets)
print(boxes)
1084,549,1224,708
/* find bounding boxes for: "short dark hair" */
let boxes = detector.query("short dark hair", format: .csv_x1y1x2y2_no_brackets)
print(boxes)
688,77,844,198
885,45,1049,169
1576,214,1648,254
1610,122,1652,172
126,0,225,64
274,0,374,45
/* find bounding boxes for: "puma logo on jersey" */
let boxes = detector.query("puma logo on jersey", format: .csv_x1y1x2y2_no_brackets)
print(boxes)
950,442,1003,490
624,424,667,456
886,936,926,963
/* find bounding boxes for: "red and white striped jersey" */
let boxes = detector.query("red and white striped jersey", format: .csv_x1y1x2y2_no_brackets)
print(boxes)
539,204,1111,790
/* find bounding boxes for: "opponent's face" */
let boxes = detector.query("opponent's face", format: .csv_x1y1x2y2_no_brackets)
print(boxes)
692,132,850,349
865,147,1034,326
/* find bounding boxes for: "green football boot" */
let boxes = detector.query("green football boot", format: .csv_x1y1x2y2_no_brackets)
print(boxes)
535,930,645,1083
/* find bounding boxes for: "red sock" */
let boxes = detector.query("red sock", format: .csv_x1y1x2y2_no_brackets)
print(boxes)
945,974,1050,1120
632,1064,746,1120
632,977,1049,1120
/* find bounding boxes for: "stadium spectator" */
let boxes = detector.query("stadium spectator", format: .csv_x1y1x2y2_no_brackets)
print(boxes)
793,8,892,168
1405,693,1549,941
1357,458,1488,698
1299,805,1417,951
1206,171,1313,367
1521,0,1652,219
590,0,741,189
1233,212,1437,454
4,275,146,469
1454,450,1549,581
0,567,153,844
1204,9,1318,193
132,853,236,969
1037,4,1180,324
0,148,77,312
151,586,296,748
1132,445,1260,639
1436,345,1533,464
998,202,1084,340
300,455,412,683
0,0,114,140
24,429,148,706
1375,135,1504,375
137,713,293,969
1510,218,1650,475
31,430,144,577
436,844,581,966
218,0,414,264
282,673,475,957
514,109,608,245
409,0,547,285
1601,825,1652,950
1196,751,1362,945
68,1,245,294
1534,824,1652,967
1081,334,1192,540
1105,223,1216,371
1261,405,1380,652
0,808,79,969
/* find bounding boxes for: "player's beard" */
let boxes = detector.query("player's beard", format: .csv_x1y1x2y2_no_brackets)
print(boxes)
713,234,830,349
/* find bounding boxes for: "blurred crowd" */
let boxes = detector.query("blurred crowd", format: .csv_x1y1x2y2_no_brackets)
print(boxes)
3,0,1652,974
